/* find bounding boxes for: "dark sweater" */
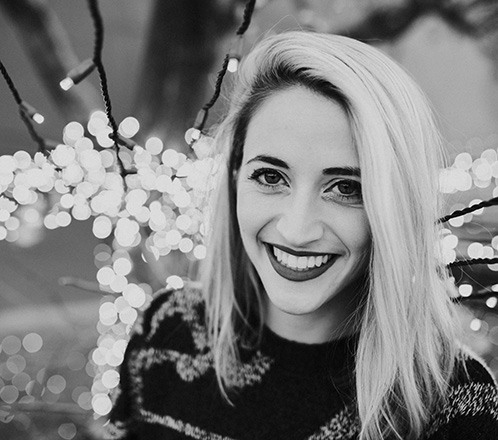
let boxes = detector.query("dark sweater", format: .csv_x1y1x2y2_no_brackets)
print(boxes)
104,284,498,440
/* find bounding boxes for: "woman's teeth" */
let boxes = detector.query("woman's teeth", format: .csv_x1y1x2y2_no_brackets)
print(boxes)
272,246,332,271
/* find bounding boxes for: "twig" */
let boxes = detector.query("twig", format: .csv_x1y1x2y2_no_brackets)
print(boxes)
3,401,88,416
59,276,107,294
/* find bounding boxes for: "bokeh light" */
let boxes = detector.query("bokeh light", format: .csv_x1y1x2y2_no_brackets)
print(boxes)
58,422,77,440
459,284,473,297
2,336,22,355
47,374,67,394
22,333,43,353
118,117,140,138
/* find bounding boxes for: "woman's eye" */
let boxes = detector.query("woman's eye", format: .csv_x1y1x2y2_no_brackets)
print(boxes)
336,181,358,195
326,179,362,203
262,171,281,185
249,168,285,188
247,170,361,203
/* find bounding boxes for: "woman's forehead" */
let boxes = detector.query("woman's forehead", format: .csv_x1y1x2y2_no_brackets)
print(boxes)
242,87,359,171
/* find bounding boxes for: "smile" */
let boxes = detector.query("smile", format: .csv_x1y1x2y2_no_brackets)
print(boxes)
264,243,338,282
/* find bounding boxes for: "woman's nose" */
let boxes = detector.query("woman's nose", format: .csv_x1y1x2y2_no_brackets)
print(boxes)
275,195,324,247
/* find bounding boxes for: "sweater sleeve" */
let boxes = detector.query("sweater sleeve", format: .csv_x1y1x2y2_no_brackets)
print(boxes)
425,353,498,440
102,333,141,439
102,288,173,440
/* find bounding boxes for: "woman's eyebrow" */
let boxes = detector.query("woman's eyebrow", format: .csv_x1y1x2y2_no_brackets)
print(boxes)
246,155,361,177
247,155,288,169
323,166,360,177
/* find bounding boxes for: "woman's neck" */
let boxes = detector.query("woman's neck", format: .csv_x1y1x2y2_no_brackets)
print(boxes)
264,293,361,343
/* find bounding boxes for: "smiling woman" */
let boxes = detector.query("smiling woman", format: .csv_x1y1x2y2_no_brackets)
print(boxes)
237,87,370,341
105,32,498,440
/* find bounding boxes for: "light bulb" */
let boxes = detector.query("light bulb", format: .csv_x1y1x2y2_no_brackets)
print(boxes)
184,128,201,145
60,58,96,90
59,77,75,91
32,113,45,124
21,101,44,124
227,35,244,73
227,57,239,73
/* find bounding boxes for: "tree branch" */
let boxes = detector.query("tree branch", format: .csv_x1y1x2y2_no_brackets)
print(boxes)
336,0,498,42
337,1,424,41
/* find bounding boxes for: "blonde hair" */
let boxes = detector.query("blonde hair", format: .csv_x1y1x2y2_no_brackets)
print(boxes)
200,31,459,439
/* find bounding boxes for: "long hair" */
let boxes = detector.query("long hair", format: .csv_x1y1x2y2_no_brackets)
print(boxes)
199,31,459,440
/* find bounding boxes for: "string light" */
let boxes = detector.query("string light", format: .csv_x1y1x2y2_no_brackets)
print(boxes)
20,101,45,125
228,35,244,73
486,297,498,308
459,284,473,297
0,113,221,252
0,60,49,153
185,0,257,146
437,140,498,269
58,0,134,183
59,58,96,91
0,108,223,419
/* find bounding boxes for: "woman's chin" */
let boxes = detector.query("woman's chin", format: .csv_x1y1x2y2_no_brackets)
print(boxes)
264,288,327,317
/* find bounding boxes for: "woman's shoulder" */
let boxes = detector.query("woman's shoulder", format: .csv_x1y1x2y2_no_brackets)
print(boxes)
451,346,497,388
130,281,206,350
447,346,498,409
425,347,498,439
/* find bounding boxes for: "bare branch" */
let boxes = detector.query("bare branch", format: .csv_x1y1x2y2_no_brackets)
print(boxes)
58,276,105,294
337,1,423,41
335,0,498,41
3,401,88,416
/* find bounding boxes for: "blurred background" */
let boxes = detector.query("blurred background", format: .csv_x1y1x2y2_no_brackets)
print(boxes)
0,0,497,439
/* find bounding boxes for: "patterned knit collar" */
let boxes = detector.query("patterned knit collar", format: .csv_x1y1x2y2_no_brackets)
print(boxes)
259,325,358,379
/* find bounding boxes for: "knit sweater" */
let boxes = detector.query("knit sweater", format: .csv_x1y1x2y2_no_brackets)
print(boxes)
104,284,498,440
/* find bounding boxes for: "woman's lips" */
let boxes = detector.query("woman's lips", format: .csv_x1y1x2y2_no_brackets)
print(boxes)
264,243,338,282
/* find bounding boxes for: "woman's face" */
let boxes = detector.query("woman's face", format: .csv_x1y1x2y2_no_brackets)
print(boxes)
236,86,371,338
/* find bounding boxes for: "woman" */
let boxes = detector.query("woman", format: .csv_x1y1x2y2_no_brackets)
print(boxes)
105,32,498,440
